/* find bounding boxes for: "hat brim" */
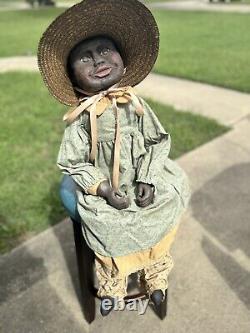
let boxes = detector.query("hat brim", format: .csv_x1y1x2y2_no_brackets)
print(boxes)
37,0,159,106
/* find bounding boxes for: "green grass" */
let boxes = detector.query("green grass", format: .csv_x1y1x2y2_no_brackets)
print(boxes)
0,72,66,253
153,10,250,92
0,72,229,253
0,8,64,57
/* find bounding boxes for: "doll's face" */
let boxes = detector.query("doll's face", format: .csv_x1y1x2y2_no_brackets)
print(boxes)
68,36,125,93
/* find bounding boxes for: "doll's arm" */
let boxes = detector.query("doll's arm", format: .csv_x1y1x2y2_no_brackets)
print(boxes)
57,120,130,209
136,98,190,210
57,119,107,195
136,98,170,202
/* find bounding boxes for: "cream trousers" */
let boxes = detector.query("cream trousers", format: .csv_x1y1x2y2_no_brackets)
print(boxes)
95,251,174,298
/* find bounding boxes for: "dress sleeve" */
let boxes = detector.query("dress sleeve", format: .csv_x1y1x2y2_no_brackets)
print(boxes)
57,118,107,195
136,98,171,187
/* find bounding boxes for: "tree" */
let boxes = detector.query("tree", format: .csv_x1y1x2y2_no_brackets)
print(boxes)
26,0,55,7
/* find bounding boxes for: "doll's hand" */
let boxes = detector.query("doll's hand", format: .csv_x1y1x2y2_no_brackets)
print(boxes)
97,180,130,210
136,182,154,207
107,189,130,210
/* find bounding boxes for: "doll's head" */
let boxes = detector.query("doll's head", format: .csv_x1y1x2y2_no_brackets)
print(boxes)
68,36,125,94
38,0,159,106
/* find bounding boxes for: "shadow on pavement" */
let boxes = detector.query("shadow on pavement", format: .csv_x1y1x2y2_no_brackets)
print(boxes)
0,244,86,333
201,236,250,309
46,178,83,306
191,163,250,308
0,247,47,305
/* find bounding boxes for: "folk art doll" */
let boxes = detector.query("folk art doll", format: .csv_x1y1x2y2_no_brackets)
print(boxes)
38,0,190,316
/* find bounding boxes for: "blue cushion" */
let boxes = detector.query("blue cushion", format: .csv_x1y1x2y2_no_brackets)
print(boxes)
59,174,81,223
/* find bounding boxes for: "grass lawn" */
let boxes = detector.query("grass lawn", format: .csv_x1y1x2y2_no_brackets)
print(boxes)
0,9,250,92
0,72,66,253
153,10,250,92
0,72,229,253
0,8,64,57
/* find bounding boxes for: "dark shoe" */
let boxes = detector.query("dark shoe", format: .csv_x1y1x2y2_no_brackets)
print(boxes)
150,289,165,306
100,296,115,316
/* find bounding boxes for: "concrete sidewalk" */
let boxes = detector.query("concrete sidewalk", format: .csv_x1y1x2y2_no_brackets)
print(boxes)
137,74,250,126
0,1,76,11
150,0,250,13
1,115,250,332
0,56,37,72
1,56,250,126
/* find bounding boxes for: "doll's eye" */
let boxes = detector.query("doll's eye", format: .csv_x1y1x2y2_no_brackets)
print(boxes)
80,56,91,63
100,48,110,56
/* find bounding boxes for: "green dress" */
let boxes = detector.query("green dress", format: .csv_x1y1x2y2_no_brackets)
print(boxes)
57,97,190,257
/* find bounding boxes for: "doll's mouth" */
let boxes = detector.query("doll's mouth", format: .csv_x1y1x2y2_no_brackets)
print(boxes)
94,66,113,78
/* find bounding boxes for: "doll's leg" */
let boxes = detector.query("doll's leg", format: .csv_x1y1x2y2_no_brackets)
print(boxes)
95,257,128,316
143,252,174,297
95,256,128,299
142,225,179,303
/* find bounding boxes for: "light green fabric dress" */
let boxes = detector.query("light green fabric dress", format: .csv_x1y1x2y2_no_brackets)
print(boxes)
57,98,190,257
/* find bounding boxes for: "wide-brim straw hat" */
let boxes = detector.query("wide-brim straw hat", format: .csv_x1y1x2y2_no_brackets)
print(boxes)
37,0,159,106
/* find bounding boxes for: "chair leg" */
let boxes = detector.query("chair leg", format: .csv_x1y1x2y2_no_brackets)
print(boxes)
72,219,96,323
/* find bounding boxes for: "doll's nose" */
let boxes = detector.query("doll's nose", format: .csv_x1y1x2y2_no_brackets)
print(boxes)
93,53,105,67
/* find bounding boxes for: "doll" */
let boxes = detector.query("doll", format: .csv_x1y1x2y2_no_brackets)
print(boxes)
38,0,190,316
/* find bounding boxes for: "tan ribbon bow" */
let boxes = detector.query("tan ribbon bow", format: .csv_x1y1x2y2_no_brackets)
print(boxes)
63,86,144,191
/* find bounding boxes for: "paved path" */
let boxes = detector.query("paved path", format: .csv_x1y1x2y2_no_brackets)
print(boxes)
0,1,76,11
150,0,250,13
137,74,250,126
1,55,250,126
0,56,37,72
0,2,30,10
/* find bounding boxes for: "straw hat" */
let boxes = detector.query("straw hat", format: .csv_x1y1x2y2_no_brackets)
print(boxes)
37,0,159,106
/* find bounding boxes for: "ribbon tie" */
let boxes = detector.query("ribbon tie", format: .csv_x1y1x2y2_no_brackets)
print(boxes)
63,86,144,191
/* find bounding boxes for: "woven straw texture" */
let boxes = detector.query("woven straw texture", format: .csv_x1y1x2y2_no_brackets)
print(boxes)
37,0,159,106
